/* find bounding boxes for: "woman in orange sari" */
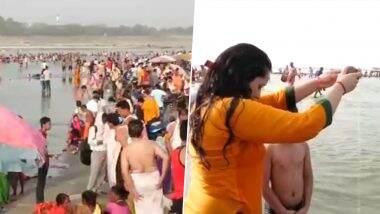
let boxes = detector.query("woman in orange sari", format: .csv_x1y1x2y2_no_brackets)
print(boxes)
185,43,361,214
73,66,81,88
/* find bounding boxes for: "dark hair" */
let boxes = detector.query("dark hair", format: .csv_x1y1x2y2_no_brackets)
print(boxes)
190,43,271,169
102,113,108,124
92,93,100,101
110,185,129,200
134,105,144,121
71,128,81,138
82,190,97,207
56,193,69,205
108,97,116,102
180,119,188,142
116,100,130,111
128,119,144,138
76,100,82,107
40,116,51,127
106,113,123,126
122,90,131,99
143,88,151,95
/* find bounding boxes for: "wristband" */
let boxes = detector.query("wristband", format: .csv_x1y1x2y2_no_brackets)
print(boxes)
336,81,347,94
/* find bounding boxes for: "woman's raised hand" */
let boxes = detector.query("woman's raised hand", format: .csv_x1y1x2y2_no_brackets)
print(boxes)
336,66,362,94
316,70,340,89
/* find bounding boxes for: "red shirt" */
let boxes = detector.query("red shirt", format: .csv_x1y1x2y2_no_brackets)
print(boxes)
106,60,113,70
40,129,47,139
47,206,67,214
39,129,49,165
170,147,185,200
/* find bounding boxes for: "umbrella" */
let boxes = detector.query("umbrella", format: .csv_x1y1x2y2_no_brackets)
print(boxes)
150,55,176,64
179,53,191,61
168,64,188,76
0,106,47,164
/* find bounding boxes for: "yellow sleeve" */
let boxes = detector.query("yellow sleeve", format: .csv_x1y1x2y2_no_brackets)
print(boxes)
259,86,297,112
231,98,332,144
154,100,160,118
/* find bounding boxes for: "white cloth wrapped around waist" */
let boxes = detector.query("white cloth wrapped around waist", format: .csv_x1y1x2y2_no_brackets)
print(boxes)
130,170,172,214
131,170,161,195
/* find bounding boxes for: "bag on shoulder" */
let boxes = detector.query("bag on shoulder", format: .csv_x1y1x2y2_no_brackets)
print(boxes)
80,140,92,166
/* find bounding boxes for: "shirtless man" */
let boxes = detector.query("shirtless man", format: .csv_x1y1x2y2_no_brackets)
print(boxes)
113,100,136,187
263,143,313,214
121,119,169,214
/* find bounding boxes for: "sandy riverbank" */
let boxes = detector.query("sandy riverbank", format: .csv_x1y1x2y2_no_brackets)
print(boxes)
0,35,192,52
2,151,108,213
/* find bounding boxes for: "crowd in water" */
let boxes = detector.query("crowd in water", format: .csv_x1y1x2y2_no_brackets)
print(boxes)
0,50,190,214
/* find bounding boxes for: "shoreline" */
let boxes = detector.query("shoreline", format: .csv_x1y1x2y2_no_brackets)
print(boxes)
0,35,193,51
2,151,108,213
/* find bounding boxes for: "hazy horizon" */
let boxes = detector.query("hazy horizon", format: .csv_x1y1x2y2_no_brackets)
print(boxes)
1,0,194,28
192,0,380,68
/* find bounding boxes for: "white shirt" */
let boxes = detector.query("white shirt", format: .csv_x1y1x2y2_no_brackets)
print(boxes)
43,69,50,81
88,125,106,152
104,124,120,187
171,119,182,150
151,89,166,108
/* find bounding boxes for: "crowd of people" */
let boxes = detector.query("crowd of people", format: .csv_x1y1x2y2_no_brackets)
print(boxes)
0,50,190,214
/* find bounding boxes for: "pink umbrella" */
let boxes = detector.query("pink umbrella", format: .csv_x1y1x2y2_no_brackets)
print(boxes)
0,106,47,164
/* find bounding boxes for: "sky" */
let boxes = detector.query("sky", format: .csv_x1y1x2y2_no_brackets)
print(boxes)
0,0,194,28
192,0,380,68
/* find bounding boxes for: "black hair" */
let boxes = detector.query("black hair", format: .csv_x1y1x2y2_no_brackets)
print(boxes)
128,119,144,138
180,119,188,142
108,97,116,102
190,43,271,169
110,185,129,200
81,190,97,207
70,128,81,138
116,100,130,111
92,93,100,101
106,113,123,126
40,116,51,128
102,113,108,124
56,193,69,206
135,105,144,121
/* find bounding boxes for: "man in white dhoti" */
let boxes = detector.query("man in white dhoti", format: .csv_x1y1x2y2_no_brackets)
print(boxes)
104,122,119,187
121,119,169,214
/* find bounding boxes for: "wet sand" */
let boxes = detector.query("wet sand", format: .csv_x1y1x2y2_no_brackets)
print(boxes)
2,152,108,213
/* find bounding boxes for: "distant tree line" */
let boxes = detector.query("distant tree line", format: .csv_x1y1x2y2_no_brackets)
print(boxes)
0,16,193,36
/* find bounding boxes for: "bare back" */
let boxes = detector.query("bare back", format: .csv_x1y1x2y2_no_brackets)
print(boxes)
125,139,158,173
269,143,307,208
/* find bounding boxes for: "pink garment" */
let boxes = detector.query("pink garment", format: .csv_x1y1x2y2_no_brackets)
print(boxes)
71,119,82,131
0,106,47,163
105,202,130,214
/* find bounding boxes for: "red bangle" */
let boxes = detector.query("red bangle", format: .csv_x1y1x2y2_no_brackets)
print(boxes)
336,81,347,94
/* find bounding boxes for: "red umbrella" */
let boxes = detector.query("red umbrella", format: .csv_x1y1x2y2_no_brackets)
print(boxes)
0,106,47,164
